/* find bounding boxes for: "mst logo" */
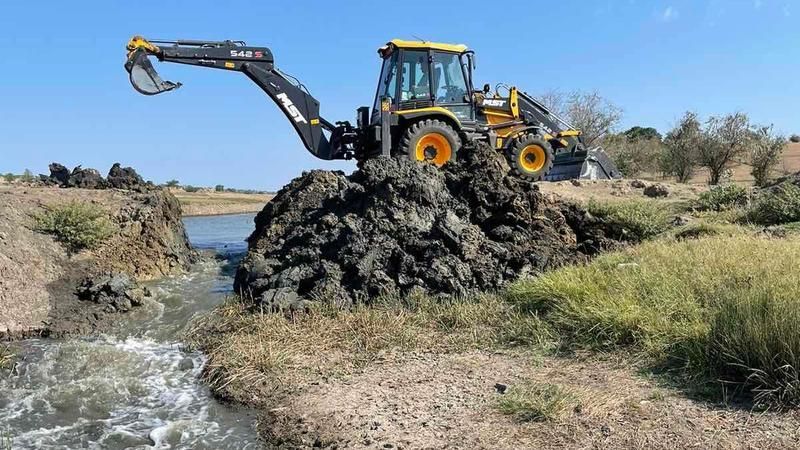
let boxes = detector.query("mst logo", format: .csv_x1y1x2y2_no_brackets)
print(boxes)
276,93,307,124
483,99,506,108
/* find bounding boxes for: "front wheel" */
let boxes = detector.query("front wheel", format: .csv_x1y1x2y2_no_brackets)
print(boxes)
508,134,554,181
400,119,460,167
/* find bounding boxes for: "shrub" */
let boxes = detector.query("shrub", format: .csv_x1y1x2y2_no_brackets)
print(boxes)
20,169,34,183
699,113,751,185
183,185,201,193
604,133,663,177
2,173,14,183
215,184,225,192
747,183,800,225
585,200,673,241
0,345,13,371
164,179,180,188
696,184,749,211
750,125,785,187
34,201,114,253
497,382,577,422
790,135,800,143
662,112,702,183
505,236,800,407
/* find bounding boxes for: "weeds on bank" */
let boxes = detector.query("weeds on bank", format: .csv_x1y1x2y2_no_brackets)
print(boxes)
33,201,114,253
0,430,10,450
186,294,557,396
585,199,673,241
497,382,578,422
0,345,13,372
506,235,800,408
696,184,749,212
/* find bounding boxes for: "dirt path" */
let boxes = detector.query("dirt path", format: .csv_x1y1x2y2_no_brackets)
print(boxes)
257,351,800,449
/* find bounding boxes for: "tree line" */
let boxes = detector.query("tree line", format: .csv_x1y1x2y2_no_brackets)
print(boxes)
542,91,793,186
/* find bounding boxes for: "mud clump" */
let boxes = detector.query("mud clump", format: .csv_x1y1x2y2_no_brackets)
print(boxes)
235,146,621,309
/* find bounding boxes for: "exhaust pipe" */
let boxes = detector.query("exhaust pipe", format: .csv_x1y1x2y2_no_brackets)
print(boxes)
124,48,181,96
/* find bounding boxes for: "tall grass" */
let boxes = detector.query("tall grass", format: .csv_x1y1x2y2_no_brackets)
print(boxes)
506,235,800,407
497,382,577,422
585,199,674,241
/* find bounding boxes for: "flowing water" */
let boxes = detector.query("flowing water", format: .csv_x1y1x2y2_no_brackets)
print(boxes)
0,213,262,449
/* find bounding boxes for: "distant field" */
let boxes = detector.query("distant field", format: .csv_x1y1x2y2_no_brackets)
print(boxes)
172,190,274,217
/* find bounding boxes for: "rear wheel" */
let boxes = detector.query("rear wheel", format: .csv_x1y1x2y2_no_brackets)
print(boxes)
508,134,554,181
400,119,460,167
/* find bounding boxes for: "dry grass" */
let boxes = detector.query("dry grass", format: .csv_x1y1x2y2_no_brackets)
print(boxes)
0,345,12,371
185,294,556,399
506,235,800,407
497,381,578,422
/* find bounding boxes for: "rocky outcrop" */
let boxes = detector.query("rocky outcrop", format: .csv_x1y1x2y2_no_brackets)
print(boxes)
67,166,107,189
107,163,147,190
41,162,151,191
76,273,152,313
235,146,621,309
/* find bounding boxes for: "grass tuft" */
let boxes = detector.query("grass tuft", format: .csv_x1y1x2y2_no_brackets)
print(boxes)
505,235,800,406
585,199,673,241
33,201,114,253
497,382,577,422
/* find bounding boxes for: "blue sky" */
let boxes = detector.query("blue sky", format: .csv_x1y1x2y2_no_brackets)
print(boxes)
1,0,798,190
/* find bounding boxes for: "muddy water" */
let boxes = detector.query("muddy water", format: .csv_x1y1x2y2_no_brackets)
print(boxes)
0,213,261,449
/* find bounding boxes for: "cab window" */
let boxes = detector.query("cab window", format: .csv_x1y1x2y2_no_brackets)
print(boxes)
400,50,431,102
432,52,467,104
373,51,398,114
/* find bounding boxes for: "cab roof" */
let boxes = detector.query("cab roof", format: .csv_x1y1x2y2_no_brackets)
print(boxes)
385,39,469,54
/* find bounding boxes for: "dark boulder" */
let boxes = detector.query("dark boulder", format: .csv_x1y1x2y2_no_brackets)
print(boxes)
75,272,151,313
67,166,107,189
107,163,147,190
643,183,670,198
48,163,71,186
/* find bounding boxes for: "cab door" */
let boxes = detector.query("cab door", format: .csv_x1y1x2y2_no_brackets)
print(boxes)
431,51,473,121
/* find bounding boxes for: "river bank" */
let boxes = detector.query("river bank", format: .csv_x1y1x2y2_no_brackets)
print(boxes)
0,184,193,338
173,190,273,217
0,213,262,448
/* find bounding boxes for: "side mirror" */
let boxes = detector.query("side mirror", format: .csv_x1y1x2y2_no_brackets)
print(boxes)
483,84,491,94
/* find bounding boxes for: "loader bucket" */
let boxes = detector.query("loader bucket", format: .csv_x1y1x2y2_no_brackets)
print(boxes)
125,49,181,95
543,147,622,181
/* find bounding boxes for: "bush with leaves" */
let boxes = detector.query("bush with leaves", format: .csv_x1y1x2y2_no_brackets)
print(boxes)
662,112,702,183
749,125,786,187
215,184,225,192
164,179,180,188
34,201,114,253
747,183,800,225
603,133,663,177
696,184,749,211
699,113,751,185
2,173,14,183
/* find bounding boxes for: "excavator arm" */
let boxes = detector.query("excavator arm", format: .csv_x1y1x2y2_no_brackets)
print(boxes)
125,36,349,160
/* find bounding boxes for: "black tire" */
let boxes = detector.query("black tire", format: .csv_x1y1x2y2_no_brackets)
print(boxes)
508,134,555,181
399,119,461,167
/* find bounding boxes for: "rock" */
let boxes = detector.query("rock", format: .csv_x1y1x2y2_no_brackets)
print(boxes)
570,179,582,187
494,383,508,394
75,272,151,313
67,166,107,189
107,163,147,190
235,144,624,308
48,163,71,186
643,183,670,198
672,215,692,226
629,179,647,189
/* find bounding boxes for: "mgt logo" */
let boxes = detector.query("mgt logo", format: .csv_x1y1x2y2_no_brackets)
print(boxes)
276,93,307,124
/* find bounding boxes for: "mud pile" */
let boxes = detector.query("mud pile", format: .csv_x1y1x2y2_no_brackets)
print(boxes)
235,146,620,309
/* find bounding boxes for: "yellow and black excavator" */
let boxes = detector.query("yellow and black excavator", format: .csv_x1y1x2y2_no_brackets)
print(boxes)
125,36,619,181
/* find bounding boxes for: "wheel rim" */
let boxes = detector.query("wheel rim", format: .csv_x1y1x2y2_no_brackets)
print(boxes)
414,133,452,166
519,144,547,173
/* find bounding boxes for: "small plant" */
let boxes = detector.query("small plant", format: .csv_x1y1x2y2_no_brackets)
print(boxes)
586,199,672,241
20,169,34,183
0,345,13,371
497,382,577,422
696,184,749,211
34,201,114,253
747,183,800,225
0,429,11,450
2,173,14,183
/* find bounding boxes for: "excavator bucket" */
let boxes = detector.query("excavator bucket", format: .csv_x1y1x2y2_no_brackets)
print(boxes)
125,48,181,95
544,147,622,181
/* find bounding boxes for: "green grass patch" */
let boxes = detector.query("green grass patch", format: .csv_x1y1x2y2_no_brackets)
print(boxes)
506,235,800,407
585,199,673,241
747,183,800,225
696,185,749,212
497,382,577,422
33,201,114,253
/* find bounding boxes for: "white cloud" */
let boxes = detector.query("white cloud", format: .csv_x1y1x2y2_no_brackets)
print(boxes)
661,6,679,22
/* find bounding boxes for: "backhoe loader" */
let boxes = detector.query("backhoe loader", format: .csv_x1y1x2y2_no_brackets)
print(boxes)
125,36,620,181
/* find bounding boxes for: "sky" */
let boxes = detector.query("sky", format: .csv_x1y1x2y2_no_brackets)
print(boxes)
1,0,798,190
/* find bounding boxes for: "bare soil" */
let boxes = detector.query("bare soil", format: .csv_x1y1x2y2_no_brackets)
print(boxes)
0,185,192,338
242,351,800,449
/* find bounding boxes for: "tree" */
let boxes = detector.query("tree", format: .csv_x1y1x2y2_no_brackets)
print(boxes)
603,133,663,178
164,179,180,188
2,173,14,183
183,185,201,193
699,112,751,185
539,90,622,145
21,169,34,183
749,125,785,187
215,184,225,192
623,126,662,142
662,112,702,183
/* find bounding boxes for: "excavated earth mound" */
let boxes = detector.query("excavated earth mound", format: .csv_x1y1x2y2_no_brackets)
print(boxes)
235,147,621,309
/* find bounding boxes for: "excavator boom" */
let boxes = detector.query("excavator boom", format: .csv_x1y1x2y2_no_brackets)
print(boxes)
124,36,347,160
